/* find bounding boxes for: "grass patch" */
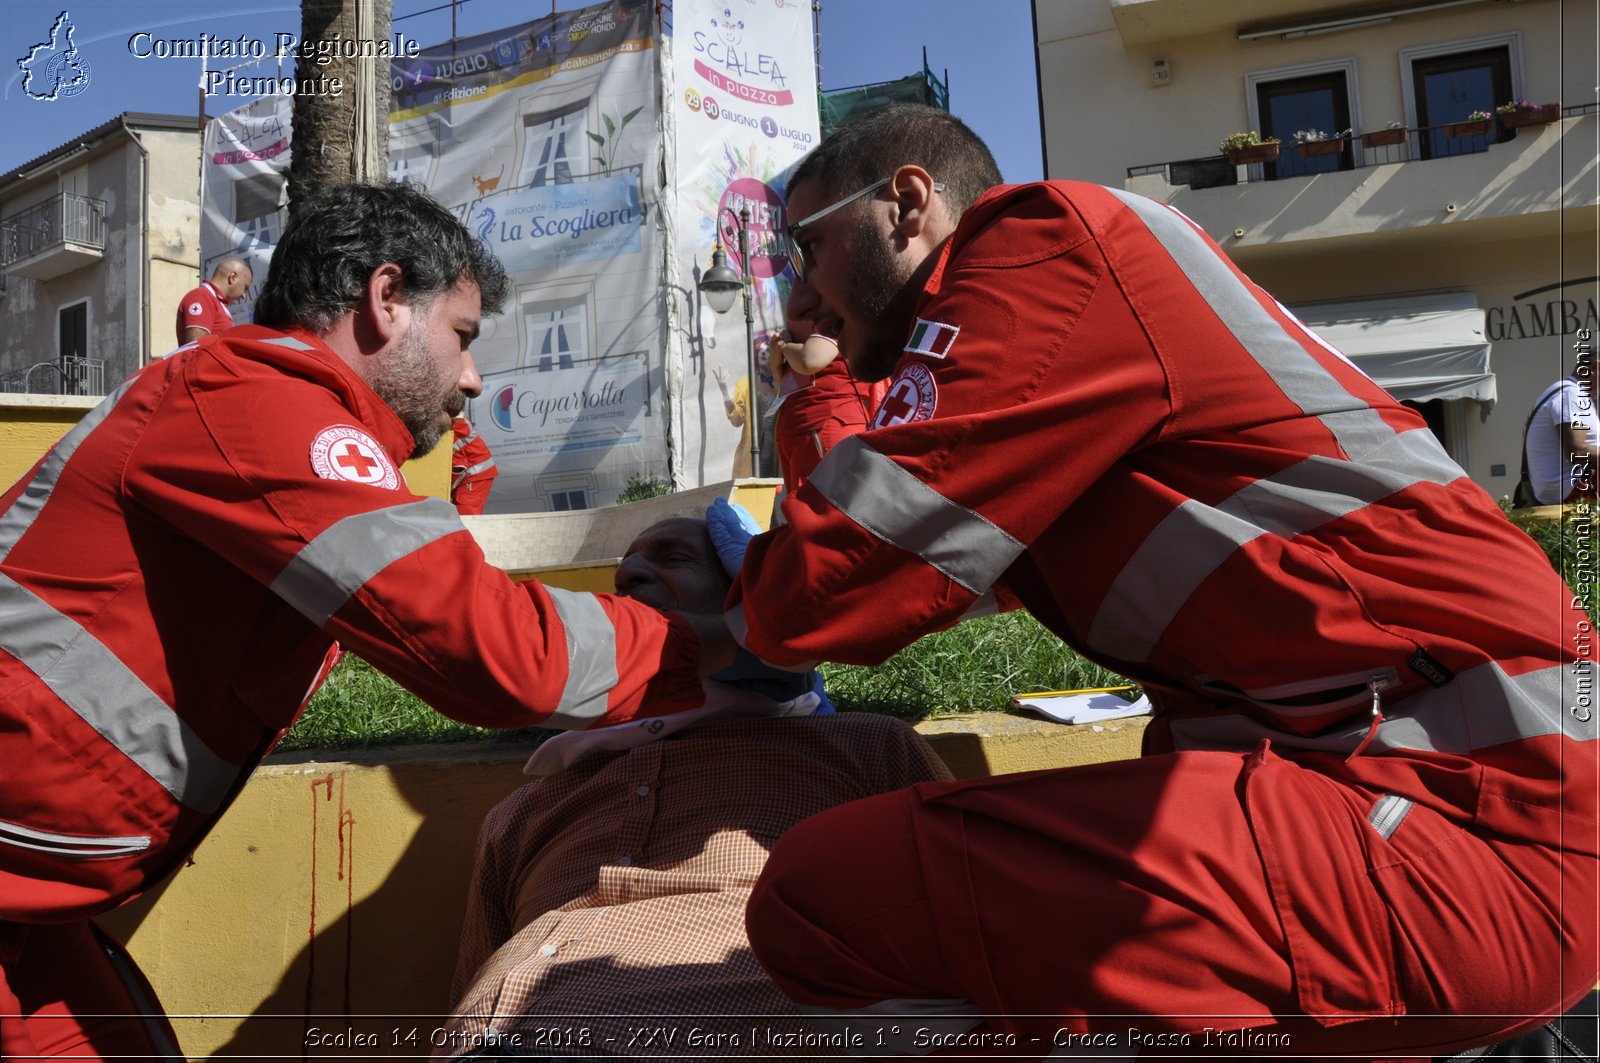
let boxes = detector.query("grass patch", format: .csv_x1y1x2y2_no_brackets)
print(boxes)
1508,501,1598,621
281,656,539,752
286,612,1130,749
820,612,1132,721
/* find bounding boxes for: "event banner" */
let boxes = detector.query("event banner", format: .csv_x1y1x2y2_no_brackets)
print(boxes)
665,0,821,486
198,93,292,341
201,0,665,513
388,0,664,513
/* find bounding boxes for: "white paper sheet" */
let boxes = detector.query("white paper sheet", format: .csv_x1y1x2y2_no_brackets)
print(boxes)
1012,691,1152,725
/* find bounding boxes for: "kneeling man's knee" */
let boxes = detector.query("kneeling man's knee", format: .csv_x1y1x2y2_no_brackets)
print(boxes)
747,790,939,1008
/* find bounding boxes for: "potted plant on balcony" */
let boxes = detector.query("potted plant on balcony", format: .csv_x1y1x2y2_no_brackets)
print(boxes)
1447,110,1493,138
1497,97,1562,129
1360,121,1407,148
1220,131,1280,165
1293,128,1349,157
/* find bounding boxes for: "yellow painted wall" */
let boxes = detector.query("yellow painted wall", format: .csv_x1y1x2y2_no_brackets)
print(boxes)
0,395,452,497
0,396,98,488
100,715,1147,1058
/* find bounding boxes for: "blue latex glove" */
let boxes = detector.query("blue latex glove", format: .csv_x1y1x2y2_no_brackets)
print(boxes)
705,497,819,704
810,671,836,714
706,496,762,578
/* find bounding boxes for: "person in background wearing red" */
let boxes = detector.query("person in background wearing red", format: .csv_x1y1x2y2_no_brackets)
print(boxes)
450,415,498,514
174,258,252,346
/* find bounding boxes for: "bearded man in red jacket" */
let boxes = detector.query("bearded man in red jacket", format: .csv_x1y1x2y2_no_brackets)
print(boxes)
0,183,733,1060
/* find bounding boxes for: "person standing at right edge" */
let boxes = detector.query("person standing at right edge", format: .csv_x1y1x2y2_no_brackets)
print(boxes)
714,103,1597,1060
1524,343,1600,504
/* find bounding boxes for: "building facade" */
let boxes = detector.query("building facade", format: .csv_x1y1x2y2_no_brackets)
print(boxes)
1035,0,1597,500
0,112,203,396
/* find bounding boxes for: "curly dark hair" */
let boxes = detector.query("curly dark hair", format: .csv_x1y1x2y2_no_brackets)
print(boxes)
254,183,509,332
787,103,1001,223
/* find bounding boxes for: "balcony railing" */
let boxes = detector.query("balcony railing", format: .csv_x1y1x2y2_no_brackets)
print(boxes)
0,357,105,396
1128,103,1596,190
0,192,107,280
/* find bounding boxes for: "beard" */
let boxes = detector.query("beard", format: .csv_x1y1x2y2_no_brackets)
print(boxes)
845,224,925,382
367,320,464,460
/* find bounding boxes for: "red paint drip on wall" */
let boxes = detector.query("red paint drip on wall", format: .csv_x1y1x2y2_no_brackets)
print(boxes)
305,772,336,1042
337,772,356,1014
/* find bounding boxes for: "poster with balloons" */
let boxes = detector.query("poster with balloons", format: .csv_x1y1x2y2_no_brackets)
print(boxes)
666,0,820,485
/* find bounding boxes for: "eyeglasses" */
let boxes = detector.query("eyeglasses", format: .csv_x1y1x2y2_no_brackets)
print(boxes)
783,177,944,281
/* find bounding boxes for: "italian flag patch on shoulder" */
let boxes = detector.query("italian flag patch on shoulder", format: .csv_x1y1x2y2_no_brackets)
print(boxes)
905,318,959,359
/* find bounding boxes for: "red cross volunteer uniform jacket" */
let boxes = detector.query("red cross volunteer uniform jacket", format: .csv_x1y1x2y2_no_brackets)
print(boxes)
450,415,498,515
730,181,1597,864
0,326,703,923
174,280,234,345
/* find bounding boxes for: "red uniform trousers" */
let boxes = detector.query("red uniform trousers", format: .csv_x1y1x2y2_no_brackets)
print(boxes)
0,922,181,1062
747,744,1596,1060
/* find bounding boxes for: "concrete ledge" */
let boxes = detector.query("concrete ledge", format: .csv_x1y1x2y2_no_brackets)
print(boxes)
1511,502,1585,524
464,478,781,580
920,709,1149,776
0,393,103,411
99,711,1146,1058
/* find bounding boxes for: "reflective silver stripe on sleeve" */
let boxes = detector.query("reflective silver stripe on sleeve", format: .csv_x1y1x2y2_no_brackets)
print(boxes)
260,335,315,350
1368,794,1414,840
1089,500,1264,661
1088,430,1463,662
1216,430,1464,537
809,434,1024,595
270,498,466,627
1085,191,1469,664
458,459,495,477
0,378,241,813
1104,190,1471,469
0,572,241,812
0,378,137,565
1170,660,1599,756
544,587,619,725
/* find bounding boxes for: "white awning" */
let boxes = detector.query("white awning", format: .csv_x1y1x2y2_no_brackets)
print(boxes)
1290,292,1494,406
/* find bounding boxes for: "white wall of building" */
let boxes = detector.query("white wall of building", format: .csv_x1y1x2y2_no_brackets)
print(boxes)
1034,0,1598,503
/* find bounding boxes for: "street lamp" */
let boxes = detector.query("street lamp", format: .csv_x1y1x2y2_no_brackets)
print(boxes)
697,203,759,476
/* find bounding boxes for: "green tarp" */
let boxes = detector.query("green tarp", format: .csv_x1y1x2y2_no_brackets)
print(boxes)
819,68,948,136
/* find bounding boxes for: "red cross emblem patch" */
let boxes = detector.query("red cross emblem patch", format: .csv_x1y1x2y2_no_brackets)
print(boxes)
187,302,203,317
871,363,938,429
310,425,399,490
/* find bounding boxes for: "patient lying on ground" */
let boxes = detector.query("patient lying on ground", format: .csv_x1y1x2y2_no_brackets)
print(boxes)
439,517,950,1059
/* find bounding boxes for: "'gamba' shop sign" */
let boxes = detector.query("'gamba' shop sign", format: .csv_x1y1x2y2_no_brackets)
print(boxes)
1488,277,1600,341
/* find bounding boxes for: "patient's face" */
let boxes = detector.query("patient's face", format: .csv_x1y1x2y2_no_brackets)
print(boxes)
614,518,730,614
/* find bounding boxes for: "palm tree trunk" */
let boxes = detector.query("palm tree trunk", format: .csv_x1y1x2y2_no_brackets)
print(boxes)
288,0,394,222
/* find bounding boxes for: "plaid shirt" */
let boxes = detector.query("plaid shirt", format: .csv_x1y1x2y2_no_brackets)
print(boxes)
443,714,951,1059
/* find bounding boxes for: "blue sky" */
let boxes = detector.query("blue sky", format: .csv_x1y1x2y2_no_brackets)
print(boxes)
1,0,1043,181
